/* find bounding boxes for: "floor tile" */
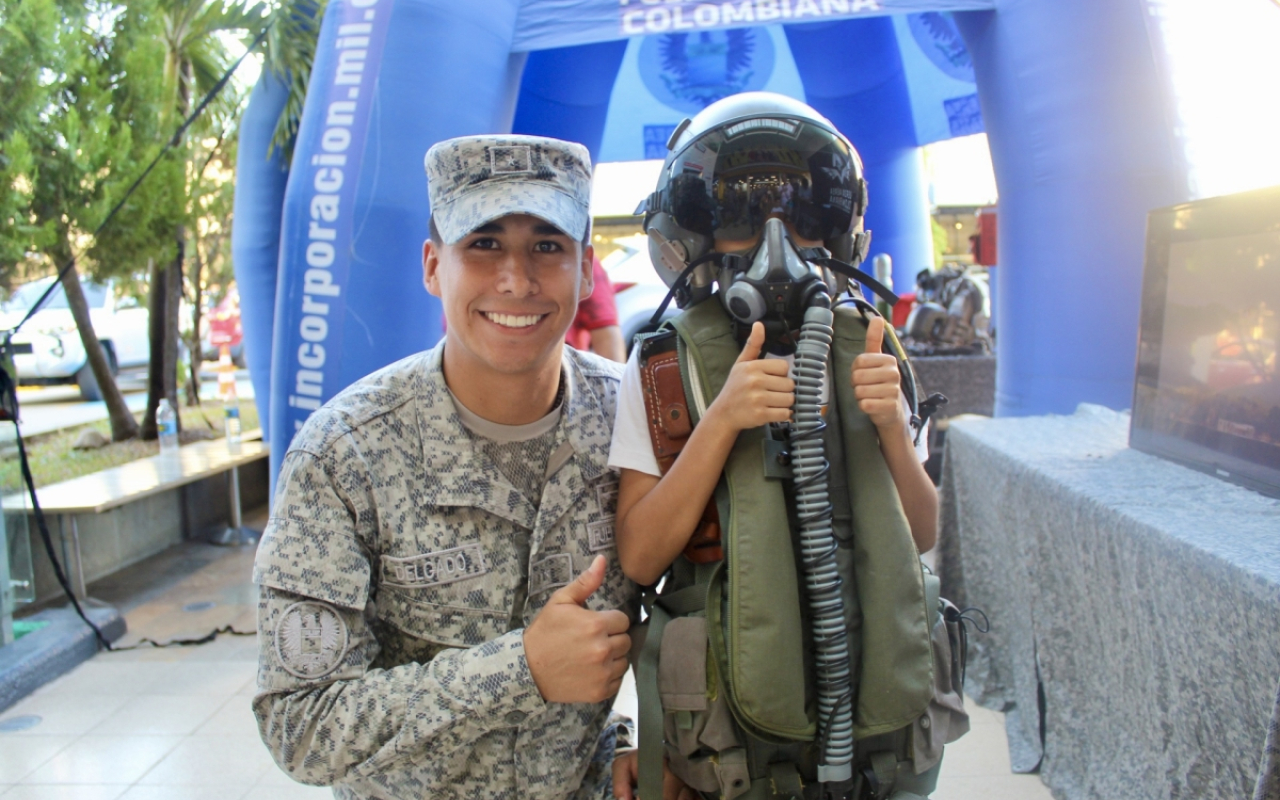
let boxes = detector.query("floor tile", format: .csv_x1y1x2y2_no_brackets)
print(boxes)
937,717,1015,778
1,786,127,800
0,694,130,737
194,697,261,738
933,774,1055,800
22,736,181,785
116,786,250,800
32,663,181,698
137,661,255,697
242,783,333,799
0,736,77,783
88,694,226,737
135,735,275,786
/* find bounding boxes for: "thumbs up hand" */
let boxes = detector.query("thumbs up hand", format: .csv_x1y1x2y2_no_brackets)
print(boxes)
524,555,632,704
852,315,906,431
706,322,795,434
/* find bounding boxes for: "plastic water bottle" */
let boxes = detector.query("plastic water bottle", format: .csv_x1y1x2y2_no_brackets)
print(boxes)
157,398,179,454
223,385,241,447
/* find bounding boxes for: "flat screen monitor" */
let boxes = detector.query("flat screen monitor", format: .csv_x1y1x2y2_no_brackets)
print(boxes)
1131,184,1280,498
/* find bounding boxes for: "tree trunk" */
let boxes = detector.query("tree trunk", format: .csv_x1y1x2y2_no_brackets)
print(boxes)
141,257,165,440
58,251,138,441
184,235,204,406
164,226,184,422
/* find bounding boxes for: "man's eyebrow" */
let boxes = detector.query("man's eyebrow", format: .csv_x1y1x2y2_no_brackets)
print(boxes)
471,222,504,235
533,222,570,237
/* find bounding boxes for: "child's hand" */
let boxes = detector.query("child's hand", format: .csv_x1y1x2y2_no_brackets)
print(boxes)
709,321,794,432
852,315,905,431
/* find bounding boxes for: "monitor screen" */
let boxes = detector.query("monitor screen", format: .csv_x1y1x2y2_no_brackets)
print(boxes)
1132,185,1280,498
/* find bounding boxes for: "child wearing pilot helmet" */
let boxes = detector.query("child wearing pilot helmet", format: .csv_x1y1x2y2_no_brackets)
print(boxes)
607,93,954,800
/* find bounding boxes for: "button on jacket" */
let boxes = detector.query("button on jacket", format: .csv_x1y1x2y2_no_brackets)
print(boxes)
253,343,635,800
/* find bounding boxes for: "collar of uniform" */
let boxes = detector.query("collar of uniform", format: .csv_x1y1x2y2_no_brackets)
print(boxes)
412,342,611,508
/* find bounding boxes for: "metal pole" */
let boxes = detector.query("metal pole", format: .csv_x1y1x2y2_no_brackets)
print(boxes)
215,464,256,546
69,516,87,600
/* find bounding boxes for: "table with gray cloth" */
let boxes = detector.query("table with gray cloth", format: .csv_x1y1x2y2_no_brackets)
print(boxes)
937,404,1280,800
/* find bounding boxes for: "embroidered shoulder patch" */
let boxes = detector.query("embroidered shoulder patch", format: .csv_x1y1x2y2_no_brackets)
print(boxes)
274,601,349,680
380,544,488,589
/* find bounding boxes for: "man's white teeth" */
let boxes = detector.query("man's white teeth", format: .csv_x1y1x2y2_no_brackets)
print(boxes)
484,312,542,328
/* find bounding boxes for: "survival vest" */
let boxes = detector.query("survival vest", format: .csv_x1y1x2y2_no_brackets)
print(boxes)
634,298,971,800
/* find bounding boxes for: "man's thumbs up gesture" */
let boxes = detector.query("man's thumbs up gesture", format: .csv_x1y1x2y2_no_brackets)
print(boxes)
852,315,905,431
524,555,632,703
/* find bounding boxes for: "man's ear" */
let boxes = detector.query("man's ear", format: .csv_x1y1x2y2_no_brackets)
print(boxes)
579,244,595,302
423,239,442,297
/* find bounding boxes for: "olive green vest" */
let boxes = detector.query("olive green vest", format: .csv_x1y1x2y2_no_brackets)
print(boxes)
665,298,934,743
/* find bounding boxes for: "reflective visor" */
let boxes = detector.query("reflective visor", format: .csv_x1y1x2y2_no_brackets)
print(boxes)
660,118,859,245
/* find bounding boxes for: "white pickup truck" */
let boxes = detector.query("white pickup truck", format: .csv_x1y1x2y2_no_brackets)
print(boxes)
1,277,150,401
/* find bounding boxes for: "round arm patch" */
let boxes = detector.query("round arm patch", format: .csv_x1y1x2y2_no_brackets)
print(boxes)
274,601,350,680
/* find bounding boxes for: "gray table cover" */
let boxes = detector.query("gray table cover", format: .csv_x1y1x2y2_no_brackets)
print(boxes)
937,405,1280,800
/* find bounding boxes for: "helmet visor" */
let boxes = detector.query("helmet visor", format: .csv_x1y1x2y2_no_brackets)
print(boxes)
660,118,860,246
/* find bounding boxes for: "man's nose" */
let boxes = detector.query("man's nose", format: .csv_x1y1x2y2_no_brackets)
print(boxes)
494,252,538,296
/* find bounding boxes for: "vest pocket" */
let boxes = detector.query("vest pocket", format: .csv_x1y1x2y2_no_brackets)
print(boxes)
911,596,971,773
375,586,509,647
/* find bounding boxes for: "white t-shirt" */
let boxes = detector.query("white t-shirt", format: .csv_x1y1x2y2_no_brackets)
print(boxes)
607,346,929,477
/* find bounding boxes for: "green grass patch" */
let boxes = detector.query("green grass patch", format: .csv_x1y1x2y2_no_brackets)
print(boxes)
0,400,261,492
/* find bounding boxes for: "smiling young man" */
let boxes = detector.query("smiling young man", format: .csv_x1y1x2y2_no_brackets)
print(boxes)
252,135,646,799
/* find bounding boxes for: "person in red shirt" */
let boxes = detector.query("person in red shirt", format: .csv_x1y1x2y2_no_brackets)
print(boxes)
566,256,625,362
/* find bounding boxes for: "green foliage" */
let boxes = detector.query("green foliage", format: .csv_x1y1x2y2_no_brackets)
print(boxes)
261,0,326,158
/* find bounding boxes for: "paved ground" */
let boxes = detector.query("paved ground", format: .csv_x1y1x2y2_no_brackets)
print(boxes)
0,532,1055,799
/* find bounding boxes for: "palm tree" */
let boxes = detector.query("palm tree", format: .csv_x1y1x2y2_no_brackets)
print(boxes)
139,0,265,440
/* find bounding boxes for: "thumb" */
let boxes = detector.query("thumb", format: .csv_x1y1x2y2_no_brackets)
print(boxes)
864,315,885,356
736,321,765,363
549,555,606,606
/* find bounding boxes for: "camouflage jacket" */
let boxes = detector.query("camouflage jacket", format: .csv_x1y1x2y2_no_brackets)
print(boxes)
253,343,636,800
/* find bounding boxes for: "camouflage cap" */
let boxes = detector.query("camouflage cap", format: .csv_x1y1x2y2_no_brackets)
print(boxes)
424,135,593,245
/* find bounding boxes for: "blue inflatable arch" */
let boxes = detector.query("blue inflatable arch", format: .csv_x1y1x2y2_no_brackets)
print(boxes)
231,0,1186,484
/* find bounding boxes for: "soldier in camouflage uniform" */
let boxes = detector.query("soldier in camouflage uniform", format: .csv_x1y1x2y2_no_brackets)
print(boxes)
253,135,650,799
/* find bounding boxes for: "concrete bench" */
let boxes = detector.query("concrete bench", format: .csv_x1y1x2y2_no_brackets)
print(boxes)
4,432,269,603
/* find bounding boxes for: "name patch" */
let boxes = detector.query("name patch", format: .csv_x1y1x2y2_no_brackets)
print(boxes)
530,553,574,596
381,544,488,589
588,520,615,552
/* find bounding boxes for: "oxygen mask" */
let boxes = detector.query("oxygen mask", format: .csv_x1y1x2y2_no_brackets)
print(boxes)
719,217,833,351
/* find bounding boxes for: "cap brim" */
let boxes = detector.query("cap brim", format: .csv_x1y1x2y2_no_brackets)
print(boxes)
435,182,589,245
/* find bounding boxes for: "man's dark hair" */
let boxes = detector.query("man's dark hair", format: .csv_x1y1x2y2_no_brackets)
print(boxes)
429,215,591,249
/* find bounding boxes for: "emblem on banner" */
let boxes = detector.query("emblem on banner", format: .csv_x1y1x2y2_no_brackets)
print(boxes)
274,601,349,679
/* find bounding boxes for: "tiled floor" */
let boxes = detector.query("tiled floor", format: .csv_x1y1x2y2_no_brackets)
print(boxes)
1,537,1055,800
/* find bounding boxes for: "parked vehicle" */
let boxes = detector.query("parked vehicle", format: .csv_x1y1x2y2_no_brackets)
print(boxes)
601,234,678,354
0,277,150,401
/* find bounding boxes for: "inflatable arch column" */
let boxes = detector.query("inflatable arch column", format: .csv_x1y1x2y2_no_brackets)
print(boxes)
957,2,1186,416
786,18,934,296
231,72,292,443
512,40,629,162
267,0,525,482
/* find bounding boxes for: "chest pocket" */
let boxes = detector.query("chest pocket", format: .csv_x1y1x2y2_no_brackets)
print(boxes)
375,544,511,647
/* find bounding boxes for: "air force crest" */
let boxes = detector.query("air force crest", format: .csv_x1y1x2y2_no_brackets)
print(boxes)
274,601,349,679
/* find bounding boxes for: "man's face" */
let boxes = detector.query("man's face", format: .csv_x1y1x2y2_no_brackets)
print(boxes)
423,213,593,378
